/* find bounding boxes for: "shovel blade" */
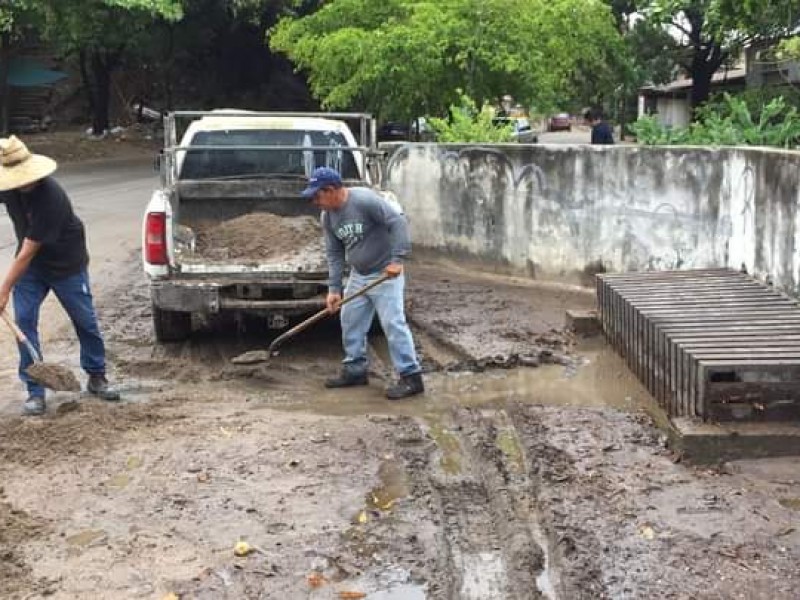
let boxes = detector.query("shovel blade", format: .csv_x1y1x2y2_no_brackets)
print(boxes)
230,350,272,365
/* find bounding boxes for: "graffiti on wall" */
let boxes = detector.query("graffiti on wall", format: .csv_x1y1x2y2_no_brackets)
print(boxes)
385,144,723,275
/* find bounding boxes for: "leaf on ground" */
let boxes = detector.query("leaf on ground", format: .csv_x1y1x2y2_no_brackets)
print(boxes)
338,592,367,599
638,524,656,540
307,571,326,588
234,541,253,556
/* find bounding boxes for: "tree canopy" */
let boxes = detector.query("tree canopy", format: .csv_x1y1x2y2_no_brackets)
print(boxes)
38,0,183,134
270,0,624,120
640,0,800,111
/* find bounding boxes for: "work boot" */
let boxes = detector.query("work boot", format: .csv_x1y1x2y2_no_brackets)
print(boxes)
23,395,46,416
87,374,121,402
324,370,369,388
386,372,424,400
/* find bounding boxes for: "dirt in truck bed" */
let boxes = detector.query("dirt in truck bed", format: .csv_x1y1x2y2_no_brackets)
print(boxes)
189,213,324,262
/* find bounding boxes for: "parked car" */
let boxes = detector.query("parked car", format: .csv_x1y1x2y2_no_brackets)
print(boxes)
548,113,571,132
378,121,409,141
493,116,538,143
378,118,436,142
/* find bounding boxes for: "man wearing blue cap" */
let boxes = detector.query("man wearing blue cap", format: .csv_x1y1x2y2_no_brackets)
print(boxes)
302,166,424,399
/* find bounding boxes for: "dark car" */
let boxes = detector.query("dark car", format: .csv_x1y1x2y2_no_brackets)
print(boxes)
548,113,571,132
378,121,410,141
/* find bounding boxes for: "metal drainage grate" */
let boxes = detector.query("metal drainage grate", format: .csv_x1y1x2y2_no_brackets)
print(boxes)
596,269,800,422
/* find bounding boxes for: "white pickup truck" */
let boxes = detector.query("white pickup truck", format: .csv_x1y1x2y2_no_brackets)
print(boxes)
142,110,379,341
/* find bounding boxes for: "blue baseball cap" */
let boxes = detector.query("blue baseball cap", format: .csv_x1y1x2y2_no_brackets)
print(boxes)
301,167,342,199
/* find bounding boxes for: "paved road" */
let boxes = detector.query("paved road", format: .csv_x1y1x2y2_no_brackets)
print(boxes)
0,157,157,272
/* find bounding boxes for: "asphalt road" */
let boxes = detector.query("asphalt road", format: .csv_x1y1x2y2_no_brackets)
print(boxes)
0,157,157,272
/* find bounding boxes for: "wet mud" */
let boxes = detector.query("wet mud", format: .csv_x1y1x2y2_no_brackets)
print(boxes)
0,253,798,599
26,362,81,392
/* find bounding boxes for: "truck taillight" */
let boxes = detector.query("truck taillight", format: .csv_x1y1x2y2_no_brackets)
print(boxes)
145,212,168,265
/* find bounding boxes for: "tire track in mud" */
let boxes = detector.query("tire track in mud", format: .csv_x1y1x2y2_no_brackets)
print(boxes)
392,410,548,599
504,405,609,600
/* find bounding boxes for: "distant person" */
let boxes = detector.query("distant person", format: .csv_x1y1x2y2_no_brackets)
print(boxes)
0,135,119,416
585,108,615,145
302,166,424,400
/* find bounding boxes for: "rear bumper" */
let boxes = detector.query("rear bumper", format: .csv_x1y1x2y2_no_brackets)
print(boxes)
151,280,326,315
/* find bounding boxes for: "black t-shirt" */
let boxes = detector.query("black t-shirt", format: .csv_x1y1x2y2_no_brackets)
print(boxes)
1,176,89,278
591,122,615,145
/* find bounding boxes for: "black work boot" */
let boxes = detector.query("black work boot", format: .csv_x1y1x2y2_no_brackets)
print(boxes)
386,372,424,400
87,374,121,402
325,370,369,389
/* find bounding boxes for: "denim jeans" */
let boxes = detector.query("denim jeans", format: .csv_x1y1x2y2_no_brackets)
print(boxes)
340,269,420,378
13,267,106,398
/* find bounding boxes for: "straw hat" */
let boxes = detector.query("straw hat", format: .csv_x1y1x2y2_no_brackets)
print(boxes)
0,135,57,192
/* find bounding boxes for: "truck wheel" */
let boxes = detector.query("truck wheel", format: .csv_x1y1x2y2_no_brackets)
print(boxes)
152,305,192,342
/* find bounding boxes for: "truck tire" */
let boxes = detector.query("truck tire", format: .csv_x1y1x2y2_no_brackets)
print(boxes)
152,305,192,342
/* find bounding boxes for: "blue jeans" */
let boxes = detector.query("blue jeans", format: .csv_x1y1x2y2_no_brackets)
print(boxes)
13,267,106,398
340,270,420,378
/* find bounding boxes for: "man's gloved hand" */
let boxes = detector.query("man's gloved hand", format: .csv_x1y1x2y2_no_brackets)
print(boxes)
326,292,342,314
385,263,403,278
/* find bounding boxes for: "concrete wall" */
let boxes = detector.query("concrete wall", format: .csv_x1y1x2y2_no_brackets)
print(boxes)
383,143,800,294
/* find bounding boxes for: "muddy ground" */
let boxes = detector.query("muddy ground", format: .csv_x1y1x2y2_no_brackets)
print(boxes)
0,247,798,600
25,127,161,164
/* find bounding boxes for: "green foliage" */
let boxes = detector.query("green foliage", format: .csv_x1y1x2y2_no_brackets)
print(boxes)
270,0,624,120
41,1,183,53
637,1,800,111
0,1,42,35
632,93,800,147
777,36,800,60
427,93,514,143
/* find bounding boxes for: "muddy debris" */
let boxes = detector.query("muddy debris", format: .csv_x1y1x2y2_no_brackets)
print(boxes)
0,491,48,597
191,213,323,262
25,362,81,392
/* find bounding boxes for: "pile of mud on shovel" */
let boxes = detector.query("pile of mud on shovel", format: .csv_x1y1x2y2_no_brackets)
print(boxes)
2,311,81,392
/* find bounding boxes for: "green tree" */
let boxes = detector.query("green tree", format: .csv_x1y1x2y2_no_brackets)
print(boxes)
603,1,680,136
270,0,623,121
641,0,800,115
40,0,183,135
0,1,42,134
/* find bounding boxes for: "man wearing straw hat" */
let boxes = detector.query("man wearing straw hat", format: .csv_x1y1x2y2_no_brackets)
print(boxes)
0,135,119,416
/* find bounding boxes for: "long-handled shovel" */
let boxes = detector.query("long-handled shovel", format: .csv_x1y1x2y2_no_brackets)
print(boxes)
231,273,392,366
1,310,81,392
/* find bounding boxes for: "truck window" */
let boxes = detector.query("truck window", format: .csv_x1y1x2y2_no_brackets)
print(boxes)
179,129,361,180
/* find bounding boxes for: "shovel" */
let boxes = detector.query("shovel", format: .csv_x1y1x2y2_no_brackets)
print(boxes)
231,273,392,365
1,310,81,392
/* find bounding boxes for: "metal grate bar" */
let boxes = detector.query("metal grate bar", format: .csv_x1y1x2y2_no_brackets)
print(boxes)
597,269,800,421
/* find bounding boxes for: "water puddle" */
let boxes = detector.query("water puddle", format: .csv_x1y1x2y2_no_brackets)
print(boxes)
366,584,426,599
496,429,525,474
779,497,800,510
424,416,463,475
367,460,409,512
269,338,666,427
65,528,106,548
459,552,506,599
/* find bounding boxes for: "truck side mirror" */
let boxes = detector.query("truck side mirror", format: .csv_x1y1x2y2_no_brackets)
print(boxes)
154,151,163,172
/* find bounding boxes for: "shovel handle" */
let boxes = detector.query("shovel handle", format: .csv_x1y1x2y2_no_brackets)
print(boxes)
268,273,393,353
1,310,42,363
